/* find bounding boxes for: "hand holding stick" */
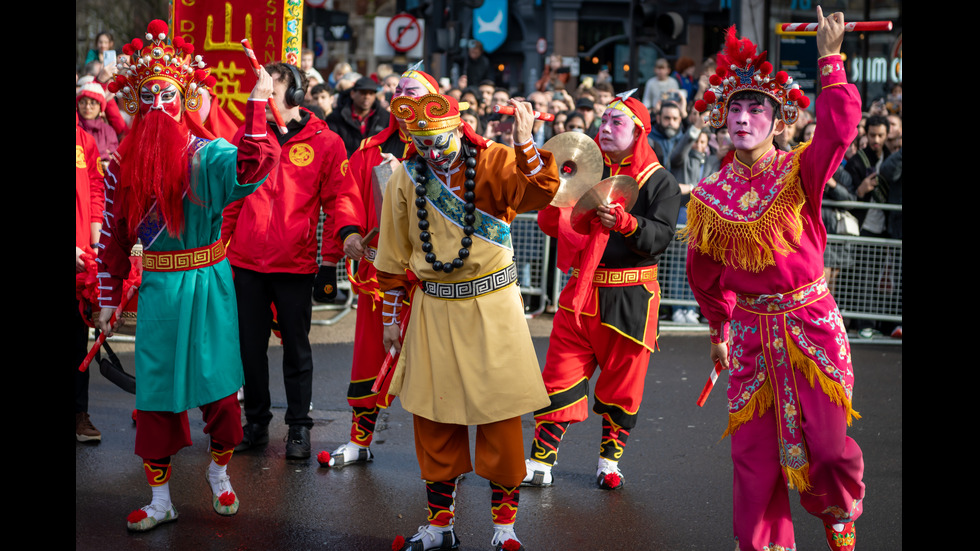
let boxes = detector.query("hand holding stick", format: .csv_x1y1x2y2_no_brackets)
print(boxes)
696,361,726,407
777,20,892,34
494,104,555,122
241,39,288,134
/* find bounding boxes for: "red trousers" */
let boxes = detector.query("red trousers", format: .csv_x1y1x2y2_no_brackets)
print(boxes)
134,393,243,459
534,307,651,430
347,292,392,409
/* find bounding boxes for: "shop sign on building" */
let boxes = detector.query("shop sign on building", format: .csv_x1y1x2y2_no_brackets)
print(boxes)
172,0,303,122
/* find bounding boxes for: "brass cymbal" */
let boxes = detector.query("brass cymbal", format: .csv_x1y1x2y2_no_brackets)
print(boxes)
569,175,639,234
542,132,604,208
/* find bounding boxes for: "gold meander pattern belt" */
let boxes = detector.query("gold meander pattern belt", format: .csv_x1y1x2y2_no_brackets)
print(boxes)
143,240,226,272
570,265,658,287
421,263,518,299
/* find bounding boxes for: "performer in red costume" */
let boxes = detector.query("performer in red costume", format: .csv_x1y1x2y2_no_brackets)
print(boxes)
377,93,558,551
96,20,279,532
684,10,863,551
523,93,681,490
76,118,105,443
325,62,438,468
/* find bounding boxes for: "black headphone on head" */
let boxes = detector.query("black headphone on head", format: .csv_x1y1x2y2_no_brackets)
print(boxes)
283,63,306,108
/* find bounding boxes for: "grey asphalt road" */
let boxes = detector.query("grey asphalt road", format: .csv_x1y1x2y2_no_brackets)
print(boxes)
76,313,901,550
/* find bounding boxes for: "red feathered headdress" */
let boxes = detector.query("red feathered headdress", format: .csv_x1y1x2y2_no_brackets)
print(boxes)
694,26,809,128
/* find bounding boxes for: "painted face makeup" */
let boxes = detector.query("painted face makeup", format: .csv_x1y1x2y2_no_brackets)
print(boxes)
727,98,777,154
598,109,637,155
139,78,182,119
395,77,429,99
413,129,461,171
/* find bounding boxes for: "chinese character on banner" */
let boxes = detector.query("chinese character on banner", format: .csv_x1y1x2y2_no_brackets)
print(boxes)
172,0,303,125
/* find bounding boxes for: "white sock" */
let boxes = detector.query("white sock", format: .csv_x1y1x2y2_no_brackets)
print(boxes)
207,460,232,496
147,482,172,518
597,457,619,475
492,524,521,546
526,458,552,472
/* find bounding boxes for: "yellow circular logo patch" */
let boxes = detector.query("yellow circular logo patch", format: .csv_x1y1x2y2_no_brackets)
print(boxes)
76,145,87,169
340,159,349,176
289,143,315,167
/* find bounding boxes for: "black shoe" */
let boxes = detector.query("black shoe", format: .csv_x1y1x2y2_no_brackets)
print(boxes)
285,425,311,459
235,423,269,452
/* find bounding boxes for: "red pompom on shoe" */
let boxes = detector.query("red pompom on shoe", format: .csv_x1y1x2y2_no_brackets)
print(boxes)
391,535,405,550
317,450,331,467
127,509,148,523
501,539,522,551
603,473,622,488
218,492,236,506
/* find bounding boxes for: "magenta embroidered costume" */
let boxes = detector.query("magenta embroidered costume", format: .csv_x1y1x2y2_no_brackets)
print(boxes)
684,51,865,551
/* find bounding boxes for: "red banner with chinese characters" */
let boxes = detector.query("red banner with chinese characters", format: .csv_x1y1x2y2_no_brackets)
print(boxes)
171,0,303,123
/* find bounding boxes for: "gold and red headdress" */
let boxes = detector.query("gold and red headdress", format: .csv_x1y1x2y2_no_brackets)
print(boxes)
390,93,462,136
107,19,216,116
694,26,810,128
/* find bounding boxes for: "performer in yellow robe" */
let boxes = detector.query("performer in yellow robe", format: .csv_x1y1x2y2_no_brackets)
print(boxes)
374,93,558,551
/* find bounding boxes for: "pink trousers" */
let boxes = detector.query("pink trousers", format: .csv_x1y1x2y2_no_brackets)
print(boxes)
730,383,864,550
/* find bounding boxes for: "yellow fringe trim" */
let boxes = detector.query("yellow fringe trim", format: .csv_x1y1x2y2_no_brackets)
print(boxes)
723,379,773,439
680,143,809,273
787,338,861,426
785,462,811,493
723,336,860,493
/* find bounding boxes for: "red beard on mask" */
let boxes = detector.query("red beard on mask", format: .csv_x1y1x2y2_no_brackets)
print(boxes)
117,110,194,236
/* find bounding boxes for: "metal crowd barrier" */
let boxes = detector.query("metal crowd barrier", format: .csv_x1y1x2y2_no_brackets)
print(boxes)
532,208,902,329
512,212,552,316
658,231,904,323
314,202,902,328
313,209,354,326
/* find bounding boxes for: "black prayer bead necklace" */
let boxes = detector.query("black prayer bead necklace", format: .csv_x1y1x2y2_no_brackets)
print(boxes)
415,143,478,274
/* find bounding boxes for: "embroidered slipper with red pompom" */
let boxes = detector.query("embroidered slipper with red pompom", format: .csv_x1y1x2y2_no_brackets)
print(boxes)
126,504,178,532
598,470,625,490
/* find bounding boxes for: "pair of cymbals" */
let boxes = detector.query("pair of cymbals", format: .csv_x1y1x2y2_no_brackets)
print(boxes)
544,132,603,208
542,132,638,234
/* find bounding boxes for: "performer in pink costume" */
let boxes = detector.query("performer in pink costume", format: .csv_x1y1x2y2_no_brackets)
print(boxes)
684,9,863,551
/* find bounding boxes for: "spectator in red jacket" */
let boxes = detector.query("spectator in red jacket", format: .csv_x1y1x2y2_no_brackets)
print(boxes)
222,62,356,461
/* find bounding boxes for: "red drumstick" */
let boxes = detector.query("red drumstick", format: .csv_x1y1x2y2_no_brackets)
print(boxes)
241,39,288,134
493,104,555,121
696,361,725,407
78,292,133,373
778,21,892,33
